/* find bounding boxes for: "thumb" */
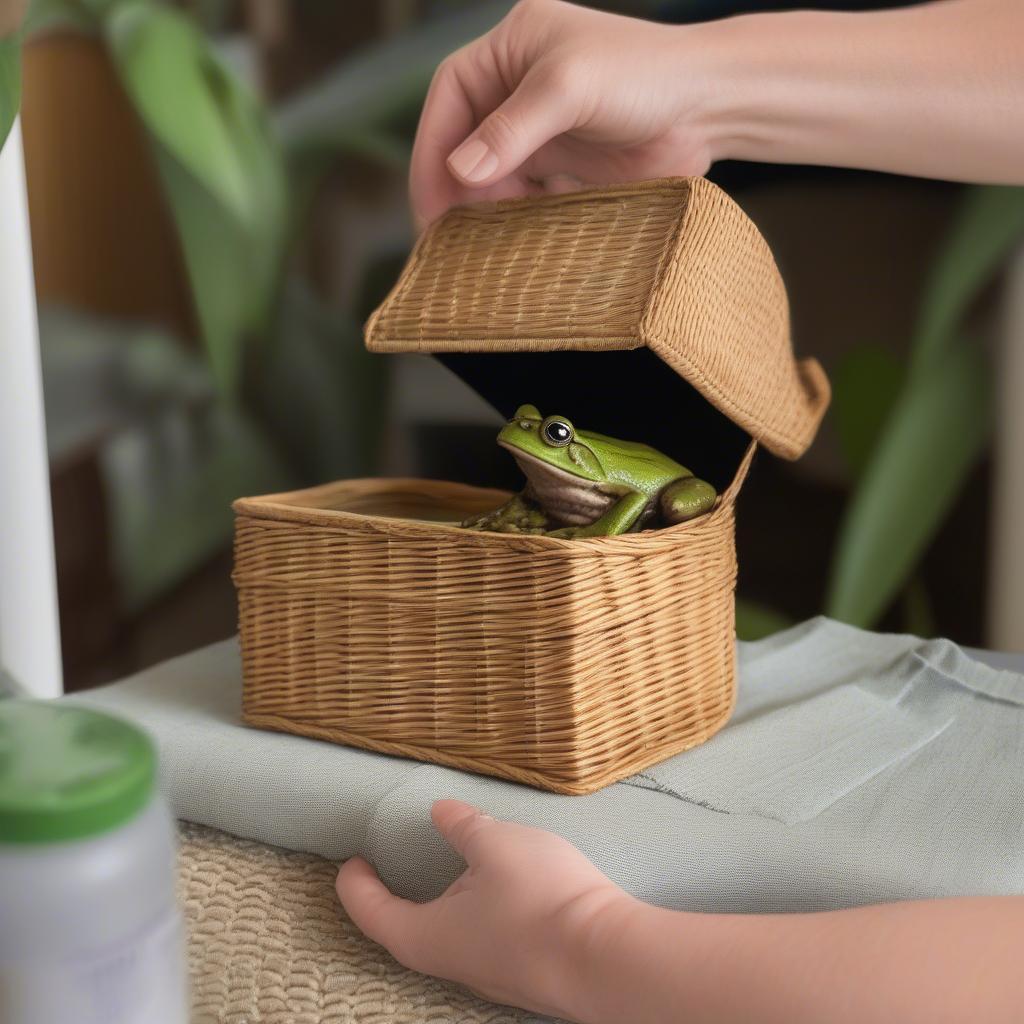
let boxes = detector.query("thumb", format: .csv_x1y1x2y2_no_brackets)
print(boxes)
431,799,498,863
336,857,421,964
446,65,579,188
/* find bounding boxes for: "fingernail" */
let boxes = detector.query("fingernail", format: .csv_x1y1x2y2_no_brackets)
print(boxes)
448,139,499,183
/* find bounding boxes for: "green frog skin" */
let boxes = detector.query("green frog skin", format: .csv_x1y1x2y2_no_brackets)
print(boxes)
462,405,717,538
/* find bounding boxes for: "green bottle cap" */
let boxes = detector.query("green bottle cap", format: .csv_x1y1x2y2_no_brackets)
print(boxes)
0,700,156,844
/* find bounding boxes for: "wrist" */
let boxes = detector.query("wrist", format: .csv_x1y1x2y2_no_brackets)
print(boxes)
677,8,855,168
550,887,644,1024
561,894,793,1024
561,892,685,1024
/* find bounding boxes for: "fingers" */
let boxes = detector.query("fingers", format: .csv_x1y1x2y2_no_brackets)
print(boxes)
411,41,584,227
410,48,482,229
336,857,422,965
431,799,497,863
445,63,580,190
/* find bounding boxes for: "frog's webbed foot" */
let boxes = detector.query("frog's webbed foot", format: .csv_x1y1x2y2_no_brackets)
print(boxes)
660,476,717,524
461,493,553,534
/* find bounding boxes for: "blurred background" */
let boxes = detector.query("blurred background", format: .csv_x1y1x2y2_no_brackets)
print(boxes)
2,0,1023,692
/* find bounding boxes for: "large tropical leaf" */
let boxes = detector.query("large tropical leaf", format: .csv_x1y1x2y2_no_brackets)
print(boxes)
144,149,264,397
275,0,514,218
104,2,287,394
276,1,514,159
107,4,255,227
0,33,20,155
832,344,940,635
911,186,1024,376
831,343,906,480
826,340,991,627
828,185,1024,630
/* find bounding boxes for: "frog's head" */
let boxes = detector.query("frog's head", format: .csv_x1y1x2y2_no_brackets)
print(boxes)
497,404,608,482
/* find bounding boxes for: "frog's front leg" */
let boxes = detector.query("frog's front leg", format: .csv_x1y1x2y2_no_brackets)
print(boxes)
660,476,717,524
548,491,650,539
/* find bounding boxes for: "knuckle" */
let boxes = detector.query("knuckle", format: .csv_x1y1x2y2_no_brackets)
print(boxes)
434,52,460,84
453,812,486,848
480,106,522,149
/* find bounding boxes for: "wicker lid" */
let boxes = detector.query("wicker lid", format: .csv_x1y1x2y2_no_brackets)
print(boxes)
365,177,829,459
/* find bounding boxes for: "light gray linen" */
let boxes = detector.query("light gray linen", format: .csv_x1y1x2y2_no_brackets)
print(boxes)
70,617,1024,912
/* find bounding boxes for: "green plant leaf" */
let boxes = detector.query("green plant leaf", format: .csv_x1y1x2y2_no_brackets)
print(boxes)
735,598,794,642
826,339,992,628
248,279,388,483
149,150,264,395
911,185,1024,376
276,1,514,157
106,4,253,226
103,2,287,394
0,33,20,156
831,344,906,480
276,0,513,221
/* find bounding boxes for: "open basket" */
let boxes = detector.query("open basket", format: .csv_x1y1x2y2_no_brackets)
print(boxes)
233,177,829,795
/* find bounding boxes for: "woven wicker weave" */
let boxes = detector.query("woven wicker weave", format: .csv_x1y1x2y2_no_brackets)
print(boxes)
235,177,827,794
235,448,753,795
366,177,828,459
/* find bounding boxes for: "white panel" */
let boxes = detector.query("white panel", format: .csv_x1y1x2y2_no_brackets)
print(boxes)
0,120,63,696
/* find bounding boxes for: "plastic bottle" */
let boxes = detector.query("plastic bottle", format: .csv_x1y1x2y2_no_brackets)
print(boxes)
0,700,187,1024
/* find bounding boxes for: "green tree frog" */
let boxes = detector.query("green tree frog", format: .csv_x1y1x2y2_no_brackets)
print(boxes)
462,405,717,538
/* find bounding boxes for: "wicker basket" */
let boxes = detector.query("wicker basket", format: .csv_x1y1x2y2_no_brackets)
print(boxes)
234,177,829,795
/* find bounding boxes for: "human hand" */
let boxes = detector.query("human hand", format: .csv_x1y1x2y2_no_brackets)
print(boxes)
412,0,1024,225
410,0,727,227
335,798,634,1019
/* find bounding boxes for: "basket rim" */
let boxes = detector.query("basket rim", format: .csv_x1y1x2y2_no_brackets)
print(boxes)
232,443,756,552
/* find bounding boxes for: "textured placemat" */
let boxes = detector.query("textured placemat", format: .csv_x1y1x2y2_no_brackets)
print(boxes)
179,822,532,1024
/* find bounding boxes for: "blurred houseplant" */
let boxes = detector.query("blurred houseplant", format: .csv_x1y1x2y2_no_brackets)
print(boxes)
824,186,1024,635
736,185,1024,640
5,0,1023,653
12,0,510,655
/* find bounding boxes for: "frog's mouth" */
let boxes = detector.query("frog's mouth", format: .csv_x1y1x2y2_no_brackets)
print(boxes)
497,440,610,487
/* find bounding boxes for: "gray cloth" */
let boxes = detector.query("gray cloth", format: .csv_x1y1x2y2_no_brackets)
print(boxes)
69,617,1024,911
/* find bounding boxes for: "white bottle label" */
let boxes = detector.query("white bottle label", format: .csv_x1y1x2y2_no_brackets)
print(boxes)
0,909,187,1024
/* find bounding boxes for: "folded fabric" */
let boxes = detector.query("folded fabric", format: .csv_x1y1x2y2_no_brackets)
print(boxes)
70,617,1024,912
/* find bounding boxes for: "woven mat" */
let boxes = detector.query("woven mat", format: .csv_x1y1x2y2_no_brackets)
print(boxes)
179,822,530,1024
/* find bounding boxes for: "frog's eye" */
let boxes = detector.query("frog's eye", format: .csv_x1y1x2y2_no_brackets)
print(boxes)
541,417,573,447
